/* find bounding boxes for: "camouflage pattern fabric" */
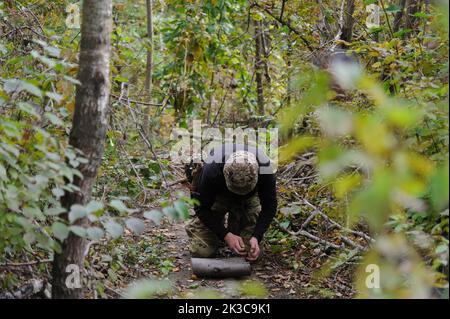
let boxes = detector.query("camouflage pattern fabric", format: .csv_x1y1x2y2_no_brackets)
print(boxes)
223,151,259,195
185,193,261,257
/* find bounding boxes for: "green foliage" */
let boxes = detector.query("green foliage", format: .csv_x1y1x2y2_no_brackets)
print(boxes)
124,278,173,299
0,116,83,255
159,0,254,120
0,32,85,257
0,2,194,274
1,0,448,299
279,11,449,296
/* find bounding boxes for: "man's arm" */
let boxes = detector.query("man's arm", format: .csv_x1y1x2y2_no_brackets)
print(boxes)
252,173,277,242
193,164,228,240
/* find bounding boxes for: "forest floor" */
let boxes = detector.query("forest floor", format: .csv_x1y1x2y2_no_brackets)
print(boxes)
90,180,357,299
0,163,358,299
142,218,355,299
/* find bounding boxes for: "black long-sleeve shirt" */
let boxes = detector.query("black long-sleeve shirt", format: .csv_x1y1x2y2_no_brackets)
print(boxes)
192,144,277,242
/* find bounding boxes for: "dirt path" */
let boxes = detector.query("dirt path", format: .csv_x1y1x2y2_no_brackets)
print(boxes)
93,183,356,299
136,218,354,299
165,220,306,298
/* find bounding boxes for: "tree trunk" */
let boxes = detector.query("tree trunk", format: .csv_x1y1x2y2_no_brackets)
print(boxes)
280,0,286,21
340,0,356,43
260,22,271,84
286,31,293,108
405,0,422,36
393,0,407,33
423,0,430,36
52,0,112,299
143,0,154,136
159,0,166,53
254,19,264,116
206,70,215,125
316,0,333,45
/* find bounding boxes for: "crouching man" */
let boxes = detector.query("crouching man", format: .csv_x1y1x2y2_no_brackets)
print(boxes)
186,143,277,262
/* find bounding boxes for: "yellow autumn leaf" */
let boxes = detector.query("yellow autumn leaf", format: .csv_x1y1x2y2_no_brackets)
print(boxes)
114,3,125,11
334,173,363,199
372,62,382,68
406,153,436,178
355,115,395,156
66,101,75,114
279,136,317,163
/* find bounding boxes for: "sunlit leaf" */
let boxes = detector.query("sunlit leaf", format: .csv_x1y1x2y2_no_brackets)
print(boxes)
316,106,353,138
68,204,87,223
124,279,172,299
44,113,64,126
162,206,178,220
87,227,104,241
109,199,129,213
69,225,87,238
279,136,317,163
430,160,449,211
104,219,124,239
174,200,190,220
86,200,104,214
239,280,268,298
125,218,145,235
52,222,69,241
144,210,163,225
333,173,363,199
18,102,40,118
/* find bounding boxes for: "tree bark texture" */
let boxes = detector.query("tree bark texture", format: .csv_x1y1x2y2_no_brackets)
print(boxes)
143,0,154,136
393,0,408,33
254,19,264,116
52,0,112,299
405,0,422,36
340,0,356,43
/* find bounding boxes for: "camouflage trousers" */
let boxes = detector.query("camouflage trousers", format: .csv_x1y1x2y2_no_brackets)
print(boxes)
185,193,261,258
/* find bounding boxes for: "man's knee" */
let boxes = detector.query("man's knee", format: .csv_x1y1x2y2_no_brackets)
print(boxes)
185,219,219,258
190,244,217,258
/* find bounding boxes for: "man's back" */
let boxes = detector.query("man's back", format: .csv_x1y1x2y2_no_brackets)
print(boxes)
203,143,275,175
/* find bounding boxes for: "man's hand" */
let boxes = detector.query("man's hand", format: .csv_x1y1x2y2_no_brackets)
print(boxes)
224,232,246,255
246,237,260,262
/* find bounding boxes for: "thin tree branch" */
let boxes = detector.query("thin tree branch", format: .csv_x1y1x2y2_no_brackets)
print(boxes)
252,1,315,52
111,93,163,106
0,259,52,268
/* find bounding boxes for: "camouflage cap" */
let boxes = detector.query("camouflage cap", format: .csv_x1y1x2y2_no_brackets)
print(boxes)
223,151,259,195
